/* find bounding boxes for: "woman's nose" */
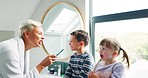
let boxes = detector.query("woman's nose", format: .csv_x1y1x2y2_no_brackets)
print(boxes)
41,35,45,40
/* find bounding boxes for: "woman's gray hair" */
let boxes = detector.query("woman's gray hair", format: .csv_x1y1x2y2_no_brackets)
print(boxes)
19,19,42,38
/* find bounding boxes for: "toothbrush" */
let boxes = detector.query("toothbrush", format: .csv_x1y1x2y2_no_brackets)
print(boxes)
56,49,64,56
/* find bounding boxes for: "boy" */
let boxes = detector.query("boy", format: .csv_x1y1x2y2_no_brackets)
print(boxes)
64,30,94,78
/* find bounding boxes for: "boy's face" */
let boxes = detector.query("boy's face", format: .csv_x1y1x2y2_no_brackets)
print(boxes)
69,35,81,51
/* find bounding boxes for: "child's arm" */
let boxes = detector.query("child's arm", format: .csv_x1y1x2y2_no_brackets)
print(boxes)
64,63,72,77
111,62,124,78
79,55,94,77
88,71,99,78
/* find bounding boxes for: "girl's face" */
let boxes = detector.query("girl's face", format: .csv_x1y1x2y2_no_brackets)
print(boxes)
99,45,114,61
69,35,81,51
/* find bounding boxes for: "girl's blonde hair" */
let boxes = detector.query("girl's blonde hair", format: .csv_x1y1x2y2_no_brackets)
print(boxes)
100,37,130,68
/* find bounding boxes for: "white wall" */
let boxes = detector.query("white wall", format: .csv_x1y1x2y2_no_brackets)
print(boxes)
0,0,41,36
0,30,14,42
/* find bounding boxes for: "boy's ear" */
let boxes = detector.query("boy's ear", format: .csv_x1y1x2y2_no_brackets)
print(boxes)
80,41,84,46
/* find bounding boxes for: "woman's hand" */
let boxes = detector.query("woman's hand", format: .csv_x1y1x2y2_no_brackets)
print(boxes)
36,55,57,73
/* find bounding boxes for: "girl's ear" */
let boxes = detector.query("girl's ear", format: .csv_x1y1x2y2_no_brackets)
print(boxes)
113,50,118,56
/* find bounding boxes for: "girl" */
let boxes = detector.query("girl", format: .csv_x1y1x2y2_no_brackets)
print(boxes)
88,37,130,78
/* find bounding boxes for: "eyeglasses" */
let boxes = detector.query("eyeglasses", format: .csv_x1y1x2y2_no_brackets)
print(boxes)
99,46,109,51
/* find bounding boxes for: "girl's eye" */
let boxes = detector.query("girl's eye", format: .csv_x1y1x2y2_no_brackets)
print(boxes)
102,48,106,50
101,47,107,51
100,47,107,51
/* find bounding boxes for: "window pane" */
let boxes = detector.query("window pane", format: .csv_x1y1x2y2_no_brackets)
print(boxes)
93,0,148,16
95,18,148,78
47,8,78,33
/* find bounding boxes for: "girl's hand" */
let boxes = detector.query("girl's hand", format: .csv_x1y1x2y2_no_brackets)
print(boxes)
88,71,99,78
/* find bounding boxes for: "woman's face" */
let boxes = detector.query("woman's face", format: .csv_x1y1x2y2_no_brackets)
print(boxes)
99,45,114,61
27,26,44,47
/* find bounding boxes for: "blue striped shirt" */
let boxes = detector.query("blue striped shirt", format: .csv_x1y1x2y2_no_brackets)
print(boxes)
64,52,94,78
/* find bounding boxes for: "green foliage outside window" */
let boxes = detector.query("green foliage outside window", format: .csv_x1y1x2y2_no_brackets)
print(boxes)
95,32,148,64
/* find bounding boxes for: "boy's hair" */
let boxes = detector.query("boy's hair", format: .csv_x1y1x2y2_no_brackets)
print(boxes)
70,30,89,47
19,19,42,38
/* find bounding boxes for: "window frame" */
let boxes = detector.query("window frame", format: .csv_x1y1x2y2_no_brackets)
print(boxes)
90,9,148,60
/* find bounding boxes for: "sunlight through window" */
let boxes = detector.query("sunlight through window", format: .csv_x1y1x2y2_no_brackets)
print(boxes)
95,18,148,78
93,0,148,16
93,0,148,78
47,8,77,33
